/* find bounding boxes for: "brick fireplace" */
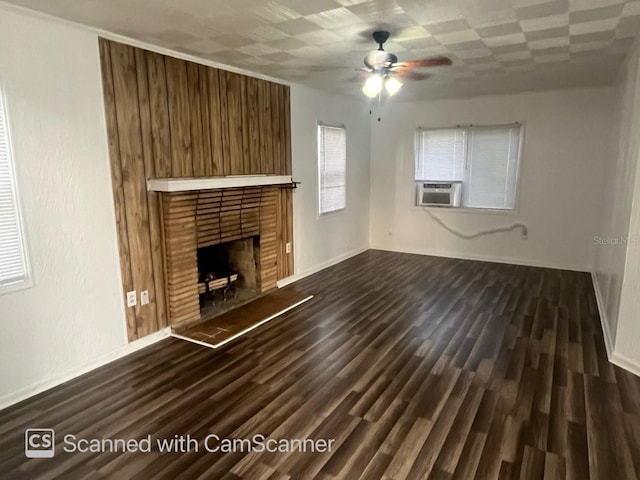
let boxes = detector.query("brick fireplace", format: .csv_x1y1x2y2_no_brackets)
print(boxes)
160,186,280,328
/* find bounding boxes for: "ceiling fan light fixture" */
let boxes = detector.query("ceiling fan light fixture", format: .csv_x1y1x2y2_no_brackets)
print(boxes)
385,76,403,96
362,74,383,98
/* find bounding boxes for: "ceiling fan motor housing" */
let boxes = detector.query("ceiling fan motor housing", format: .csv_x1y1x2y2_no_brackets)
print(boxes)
372,30,390,50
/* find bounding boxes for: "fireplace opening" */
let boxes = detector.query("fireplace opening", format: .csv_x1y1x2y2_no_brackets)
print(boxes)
197,236,259,319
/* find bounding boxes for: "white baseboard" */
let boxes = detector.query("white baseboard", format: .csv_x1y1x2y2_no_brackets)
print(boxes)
610,351,640,377
591,272,615,358
277,246,369,287
0,327,171,411
591,272,640,376
370,244,589,272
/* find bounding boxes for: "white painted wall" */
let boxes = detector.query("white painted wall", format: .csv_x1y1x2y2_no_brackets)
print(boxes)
593,45,640,351
592,41,640,374
369,88,617,272
0,8,134,407
289,84,370,278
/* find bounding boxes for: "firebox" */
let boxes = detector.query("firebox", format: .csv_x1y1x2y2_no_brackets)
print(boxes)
197,237,259,318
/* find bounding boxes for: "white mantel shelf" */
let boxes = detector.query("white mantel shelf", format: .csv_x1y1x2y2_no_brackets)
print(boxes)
147,175,293,192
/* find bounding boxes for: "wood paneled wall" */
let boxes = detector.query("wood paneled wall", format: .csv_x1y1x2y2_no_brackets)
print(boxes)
99,38,293,341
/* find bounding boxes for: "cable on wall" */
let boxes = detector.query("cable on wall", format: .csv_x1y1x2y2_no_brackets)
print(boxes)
423,207,528,240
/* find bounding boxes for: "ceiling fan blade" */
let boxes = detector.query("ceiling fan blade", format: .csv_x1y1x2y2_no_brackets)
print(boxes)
395,56,452,68
394,70,431,81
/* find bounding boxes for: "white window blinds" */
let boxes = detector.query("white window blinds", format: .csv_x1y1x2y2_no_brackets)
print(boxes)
318,124,346,214
0,88,28,288
465,126,521,209
415,128,466,182
415,124,522,210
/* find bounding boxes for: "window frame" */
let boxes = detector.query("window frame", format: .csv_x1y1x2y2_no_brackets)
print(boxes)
317,122,347,216
0,80,32,295
414,123,525,214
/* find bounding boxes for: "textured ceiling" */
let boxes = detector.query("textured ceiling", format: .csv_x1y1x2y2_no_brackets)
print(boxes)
3,0,640,100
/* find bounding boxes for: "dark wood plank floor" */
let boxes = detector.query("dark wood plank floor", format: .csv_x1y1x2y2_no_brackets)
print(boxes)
1,250,639,479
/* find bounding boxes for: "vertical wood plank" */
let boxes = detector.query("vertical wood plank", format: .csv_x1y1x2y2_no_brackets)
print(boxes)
240,75,250,174
218,70,231,175
276,188,284,280
134,47,167,331
98,39,137,341
258,79,273,174
186,61,205,176
207,68,224,175
286,188,294,277
144,51,172,178
226,71,245,175
246,77,261,174
109,41,155,338
271,82,282,175
199,65,213,176
283,85,292,175
276,83,286,175
256,80,266,173
165,57,193,177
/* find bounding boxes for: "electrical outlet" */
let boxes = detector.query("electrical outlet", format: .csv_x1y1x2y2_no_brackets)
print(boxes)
126,291,137,308
286,242,291,254
141,290,149,305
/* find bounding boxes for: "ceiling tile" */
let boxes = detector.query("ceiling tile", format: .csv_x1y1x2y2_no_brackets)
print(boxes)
572,30,616,42
516,0,569,20
569,40,612,51
277,0,341,16
529,36,571,49
483,32,528,47
622,1,640,15
397,37,440,49
210,33,255,48
295,29,343,45
525,25,570,40
476,22,523,37
615,14,640,35
496,50,533,61
305,7,362,29
252,3,301,23
520,13,570,31
569,17,620,34
273,17,323,35
424,19,471,34
266,36,308,49
434,29,481,45
569,4,625,23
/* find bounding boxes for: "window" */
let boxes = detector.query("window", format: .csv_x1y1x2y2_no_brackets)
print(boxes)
415,124,522,210
0,86,28,291
318,124,346,214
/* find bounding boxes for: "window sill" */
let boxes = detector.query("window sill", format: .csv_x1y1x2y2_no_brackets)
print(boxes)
319,208,346,218
0,278,33,296
415,205,516,216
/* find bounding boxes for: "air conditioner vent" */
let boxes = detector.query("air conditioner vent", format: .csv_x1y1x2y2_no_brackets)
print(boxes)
416,181,462,207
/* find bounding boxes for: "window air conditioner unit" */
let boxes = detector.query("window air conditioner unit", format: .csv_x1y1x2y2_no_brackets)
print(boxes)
416,181,462,207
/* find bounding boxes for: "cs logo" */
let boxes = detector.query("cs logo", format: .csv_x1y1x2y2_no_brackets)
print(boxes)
25,429,55,458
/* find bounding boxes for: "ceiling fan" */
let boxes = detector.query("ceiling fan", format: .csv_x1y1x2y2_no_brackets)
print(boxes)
359,30,452,98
